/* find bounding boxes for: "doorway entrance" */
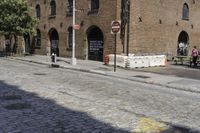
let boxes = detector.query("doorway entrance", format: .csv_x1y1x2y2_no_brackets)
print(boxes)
87,26,104,61
49,28,59,56
177,31,189,56
24,34,31,54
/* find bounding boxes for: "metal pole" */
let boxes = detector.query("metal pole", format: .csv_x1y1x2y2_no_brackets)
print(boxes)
71,0,77,65
126,0,130,56
114,34,117,72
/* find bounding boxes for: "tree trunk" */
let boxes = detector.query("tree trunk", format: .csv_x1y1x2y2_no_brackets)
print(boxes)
9,35,12,56
12,35,18,54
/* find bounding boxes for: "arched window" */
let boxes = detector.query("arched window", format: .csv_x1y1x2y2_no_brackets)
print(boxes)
50,0,56,16
182,3,189,20
36,4,41,19
35,29,41,47
67,27,73,48
90,0,99,13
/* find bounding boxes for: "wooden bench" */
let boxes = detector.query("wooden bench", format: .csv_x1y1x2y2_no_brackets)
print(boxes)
173,55,200,67
173,56,191,65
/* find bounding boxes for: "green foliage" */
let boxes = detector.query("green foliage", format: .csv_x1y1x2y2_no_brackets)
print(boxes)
0,0,38,37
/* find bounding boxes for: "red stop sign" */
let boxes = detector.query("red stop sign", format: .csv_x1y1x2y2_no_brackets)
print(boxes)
111,21,121,34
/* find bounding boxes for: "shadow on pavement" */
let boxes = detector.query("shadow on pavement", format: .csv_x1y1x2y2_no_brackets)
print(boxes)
133,62,200,80
0,80,130,133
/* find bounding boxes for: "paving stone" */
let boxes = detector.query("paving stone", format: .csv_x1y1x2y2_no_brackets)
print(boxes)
0,59,200,133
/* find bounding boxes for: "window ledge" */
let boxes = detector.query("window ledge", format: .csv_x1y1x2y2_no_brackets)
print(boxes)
182,18,189,21
48,15,56,19
88,10,99,15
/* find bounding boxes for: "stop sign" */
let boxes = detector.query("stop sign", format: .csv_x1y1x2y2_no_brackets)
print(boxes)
111,20,121,34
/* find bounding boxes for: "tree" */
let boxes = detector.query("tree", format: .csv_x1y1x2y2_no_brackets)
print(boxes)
0,0,38,54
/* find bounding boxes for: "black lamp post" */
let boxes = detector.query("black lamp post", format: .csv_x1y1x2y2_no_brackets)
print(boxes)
121,0,130,56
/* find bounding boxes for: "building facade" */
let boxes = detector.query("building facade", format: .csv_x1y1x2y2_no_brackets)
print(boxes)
27,0,122,61
126,0,200,57
1,0,200,60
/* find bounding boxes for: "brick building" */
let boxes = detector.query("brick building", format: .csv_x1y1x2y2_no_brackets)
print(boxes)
26,0,121,61
1,0,200,60
126,0,200,57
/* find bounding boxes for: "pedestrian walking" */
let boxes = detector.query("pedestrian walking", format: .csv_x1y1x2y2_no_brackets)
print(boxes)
191,46,199,67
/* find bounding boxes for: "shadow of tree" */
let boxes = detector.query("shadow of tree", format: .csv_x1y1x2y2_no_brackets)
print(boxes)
0,80,130,133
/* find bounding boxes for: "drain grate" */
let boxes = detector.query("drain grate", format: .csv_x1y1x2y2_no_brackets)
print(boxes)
133,75,151,79
4,103,31,110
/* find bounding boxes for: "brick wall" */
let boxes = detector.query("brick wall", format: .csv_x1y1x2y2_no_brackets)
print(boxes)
28,0,119,60
2,0,200,59
128,0,200,56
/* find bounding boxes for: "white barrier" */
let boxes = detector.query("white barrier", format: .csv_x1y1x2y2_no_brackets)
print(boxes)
107,54,167,68
127,56,149,68
108,54,128,68
149,55,166,67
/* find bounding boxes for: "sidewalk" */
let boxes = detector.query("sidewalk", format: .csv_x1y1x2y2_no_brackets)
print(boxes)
8,55,200,94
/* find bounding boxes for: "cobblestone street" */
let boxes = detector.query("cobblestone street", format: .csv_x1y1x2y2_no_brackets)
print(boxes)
0,58,200,133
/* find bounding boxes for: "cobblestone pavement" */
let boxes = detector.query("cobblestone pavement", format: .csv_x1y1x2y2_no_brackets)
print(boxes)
0,59,200,133
134,63,200,80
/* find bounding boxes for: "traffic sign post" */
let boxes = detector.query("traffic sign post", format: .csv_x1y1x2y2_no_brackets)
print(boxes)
111,21,121,34
71,0,77,65
111,20,121,72
114,34,117,72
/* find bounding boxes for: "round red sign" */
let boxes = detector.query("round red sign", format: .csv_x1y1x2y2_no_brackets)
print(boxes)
111,21,121,34
73,24,80,30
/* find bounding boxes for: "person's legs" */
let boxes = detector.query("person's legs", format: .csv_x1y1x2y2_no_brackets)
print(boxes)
193,56,198,67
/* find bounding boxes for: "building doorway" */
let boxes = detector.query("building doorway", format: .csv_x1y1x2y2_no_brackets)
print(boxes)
49,28,59,56
24,34,31,54
177,31,189,56
87,26,104,61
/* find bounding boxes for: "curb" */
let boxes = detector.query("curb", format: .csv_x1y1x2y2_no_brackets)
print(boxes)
7,57,200,94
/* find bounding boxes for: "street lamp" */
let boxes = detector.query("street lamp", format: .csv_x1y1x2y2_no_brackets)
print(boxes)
71,0,77,65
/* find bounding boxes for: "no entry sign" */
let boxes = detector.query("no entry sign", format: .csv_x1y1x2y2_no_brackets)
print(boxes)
111,20,121,34
73,24,80,30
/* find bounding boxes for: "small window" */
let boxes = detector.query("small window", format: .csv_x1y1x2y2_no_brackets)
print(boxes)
88,0,99,14
66,0,73,17
182,3,189,20
67,27,73,49
50,0,56,16
36,4,41,19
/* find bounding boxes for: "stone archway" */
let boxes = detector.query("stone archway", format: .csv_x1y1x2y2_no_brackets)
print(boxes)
49,28,59,56
87,26,104,61
177,31,189,56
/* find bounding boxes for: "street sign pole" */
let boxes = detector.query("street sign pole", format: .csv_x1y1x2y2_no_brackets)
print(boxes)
114,33,117,72
111,20,121,72
71,0,77,65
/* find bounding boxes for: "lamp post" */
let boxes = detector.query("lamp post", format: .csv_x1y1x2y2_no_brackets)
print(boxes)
71,0,77,65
